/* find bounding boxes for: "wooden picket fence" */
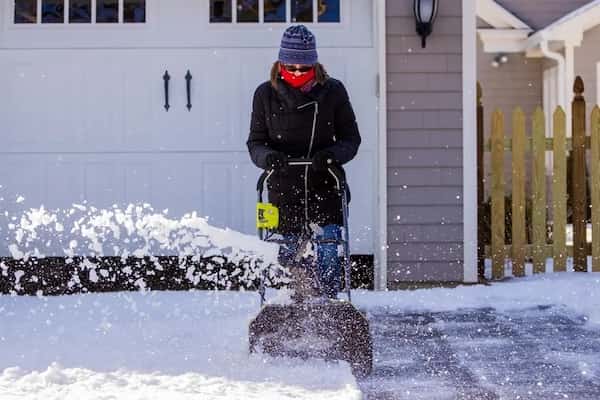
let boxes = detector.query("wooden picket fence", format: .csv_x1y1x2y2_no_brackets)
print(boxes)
478,76,600,280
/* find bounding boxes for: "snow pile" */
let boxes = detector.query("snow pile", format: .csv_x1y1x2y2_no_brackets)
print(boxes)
6,203,277,263
1,202,285,291
354,272,600,326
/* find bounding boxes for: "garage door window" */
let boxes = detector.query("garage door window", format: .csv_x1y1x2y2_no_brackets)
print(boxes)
13,0,145,24
210,0,340,24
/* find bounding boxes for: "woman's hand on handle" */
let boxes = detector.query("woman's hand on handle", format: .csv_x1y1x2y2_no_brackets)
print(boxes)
265,152,287,171
311,150,335,171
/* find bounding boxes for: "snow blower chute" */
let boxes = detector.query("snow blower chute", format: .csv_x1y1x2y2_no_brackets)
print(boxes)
248,159,373,378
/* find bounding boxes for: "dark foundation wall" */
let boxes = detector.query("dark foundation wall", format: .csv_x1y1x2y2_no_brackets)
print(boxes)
386,1,464,283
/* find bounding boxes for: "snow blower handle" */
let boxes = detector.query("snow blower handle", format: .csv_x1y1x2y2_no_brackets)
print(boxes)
257,158,346,194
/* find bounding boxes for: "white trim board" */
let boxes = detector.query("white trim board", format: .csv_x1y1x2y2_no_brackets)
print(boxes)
375,0,387,290
463,0,478,283
597,62,600,108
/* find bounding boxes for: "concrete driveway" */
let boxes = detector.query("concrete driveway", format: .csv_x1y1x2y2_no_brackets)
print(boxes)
359,305,600,399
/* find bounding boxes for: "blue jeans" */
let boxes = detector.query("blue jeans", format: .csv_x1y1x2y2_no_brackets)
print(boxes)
278,224,341,298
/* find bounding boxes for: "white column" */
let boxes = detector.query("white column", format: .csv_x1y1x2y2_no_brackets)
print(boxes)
564,43,576,137
462,0,478,283
375,0,388,290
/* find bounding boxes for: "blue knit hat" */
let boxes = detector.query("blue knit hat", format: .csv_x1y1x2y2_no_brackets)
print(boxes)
278,25,318,65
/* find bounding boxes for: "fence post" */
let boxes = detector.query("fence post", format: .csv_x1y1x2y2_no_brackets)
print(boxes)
553,107,567,272
532,107,547,273
572,77,587,272
477,82,485,280
512,108,526,277
491,110,506,279
591,106,600,272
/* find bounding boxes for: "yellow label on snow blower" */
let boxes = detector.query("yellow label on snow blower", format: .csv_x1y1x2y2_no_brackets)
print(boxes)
256,202,279,229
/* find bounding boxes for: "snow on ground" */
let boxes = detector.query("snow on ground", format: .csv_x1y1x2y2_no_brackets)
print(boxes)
1,273,600,399
0,290,360,400
354,272,600,326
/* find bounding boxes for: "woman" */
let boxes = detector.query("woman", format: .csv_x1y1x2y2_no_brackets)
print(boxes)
247,25,361,299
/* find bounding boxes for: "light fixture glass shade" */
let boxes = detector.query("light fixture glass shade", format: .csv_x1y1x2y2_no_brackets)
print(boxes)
414,0,439,48
414,0,438,24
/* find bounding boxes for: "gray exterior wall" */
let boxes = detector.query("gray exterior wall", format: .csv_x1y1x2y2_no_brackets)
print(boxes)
494,0,593,31
477,38,543,138
386,0,463,283
476,36,543,198
575,24,600,114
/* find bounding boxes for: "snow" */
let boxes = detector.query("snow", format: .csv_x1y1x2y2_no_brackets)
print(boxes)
1,273,600,398
1,202,287,291
2,203,279,267
0,290,361,400
2,198,600,398
353,272,600,326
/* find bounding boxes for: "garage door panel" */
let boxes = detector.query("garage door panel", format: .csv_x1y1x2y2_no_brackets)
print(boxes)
0,157,46,206
239,162,262,234
2,1,374,49
45,158,86,207
123,63,159,152
197,54,240,151
3,60,85,152
81,61,127,152
84,160,125,208
124,161,153,204
202,162,234,229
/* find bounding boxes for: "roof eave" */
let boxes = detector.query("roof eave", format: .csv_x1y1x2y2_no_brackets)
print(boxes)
524,0,600,50
477,28,532,53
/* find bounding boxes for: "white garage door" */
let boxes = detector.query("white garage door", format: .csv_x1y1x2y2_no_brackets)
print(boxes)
0,0,378,256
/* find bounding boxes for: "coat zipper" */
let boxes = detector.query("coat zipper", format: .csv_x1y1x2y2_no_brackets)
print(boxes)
297,101,319,230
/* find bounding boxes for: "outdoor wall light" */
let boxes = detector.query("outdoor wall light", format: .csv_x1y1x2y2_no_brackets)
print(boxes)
414,0,439,48
491,53,509,68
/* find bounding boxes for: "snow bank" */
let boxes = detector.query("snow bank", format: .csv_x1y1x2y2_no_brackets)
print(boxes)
4,203,278,264
1,202,286,292
354,272,600,326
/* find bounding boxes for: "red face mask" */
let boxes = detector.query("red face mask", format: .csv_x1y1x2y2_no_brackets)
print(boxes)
280,64,316,88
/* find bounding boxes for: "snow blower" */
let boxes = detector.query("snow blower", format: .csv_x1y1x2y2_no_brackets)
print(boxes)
249,159,373,378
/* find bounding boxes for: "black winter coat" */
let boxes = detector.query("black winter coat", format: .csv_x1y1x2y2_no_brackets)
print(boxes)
247,77,361,234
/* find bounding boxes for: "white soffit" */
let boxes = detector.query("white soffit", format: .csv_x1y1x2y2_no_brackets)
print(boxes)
527,0,600,48
476,0,532,53
476,0,530,29
478,29,531,52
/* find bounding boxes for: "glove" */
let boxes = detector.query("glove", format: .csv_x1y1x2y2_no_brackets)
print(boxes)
311,150,335,171
265,151,287,171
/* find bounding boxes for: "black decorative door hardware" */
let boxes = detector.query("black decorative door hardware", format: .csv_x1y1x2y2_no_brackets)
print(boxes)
163,70,170,111
185,70,193,111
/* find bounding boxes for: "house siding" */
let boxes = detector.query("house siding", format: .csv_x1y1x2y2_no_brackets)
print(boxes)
386,0,463,284
494,0,593,31
575,24,600,113
476,37,543,198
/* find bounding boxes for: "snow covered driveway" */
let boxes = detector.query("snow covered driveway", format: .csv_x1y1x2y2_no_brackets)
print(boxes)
1,274,600,399
360,306,600,399
356,274,600,399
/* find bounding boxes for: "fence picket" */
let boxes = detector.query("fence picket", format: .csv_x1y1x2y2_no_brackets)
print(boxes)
512,108,526,277
553,107,567,272
532,107,547,273
572,77,587,272
482,77,598,279
592,106,600,272
491,110,506,279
